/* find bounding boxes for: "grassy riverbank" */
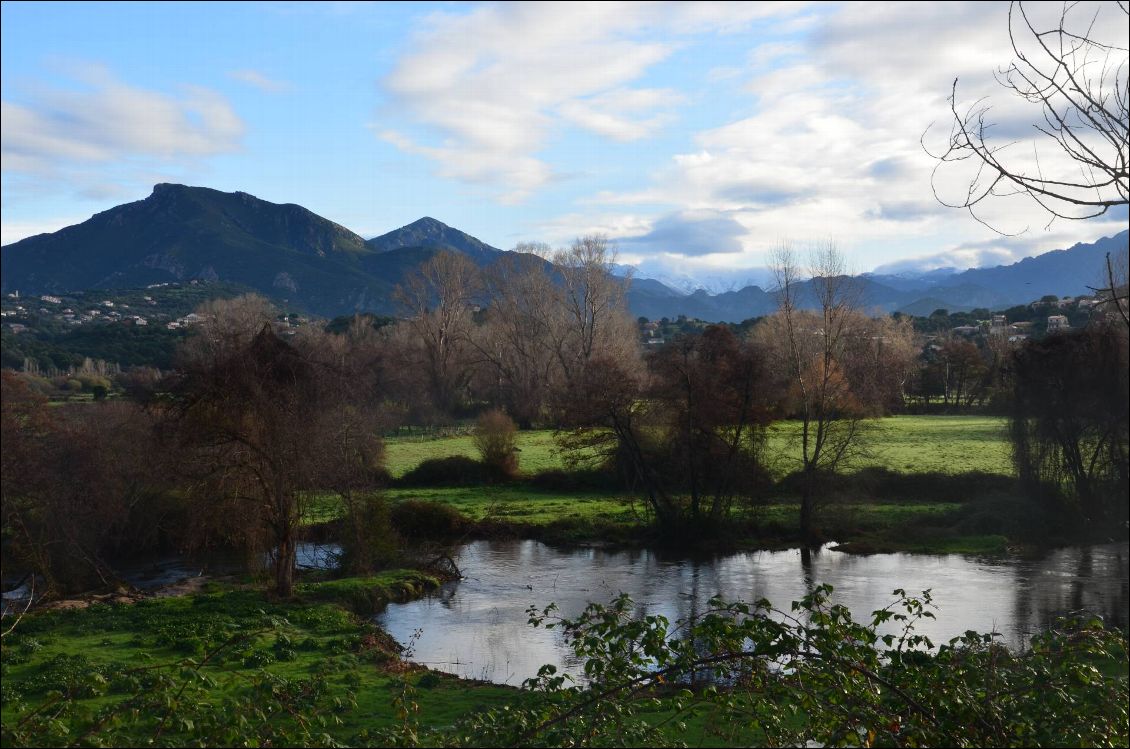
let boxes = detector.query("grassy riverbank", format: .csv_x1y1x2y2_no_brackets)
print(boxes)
0,576,771,747
0,576,516,746
3,568,1124,748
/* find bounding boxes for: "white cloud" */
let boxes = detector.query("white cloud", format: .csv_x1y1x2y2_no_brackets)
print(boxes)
229,69,291,93
574,0,1128,275
1,66,244,177
380,1,807,202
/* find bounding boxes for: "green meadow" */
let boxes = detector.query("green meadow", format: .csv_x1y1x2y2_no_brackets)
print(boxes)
384,415,1013,479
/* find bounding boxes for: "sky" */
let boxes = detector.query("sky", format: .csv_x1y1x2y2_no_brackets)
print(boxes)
2,1,1127,290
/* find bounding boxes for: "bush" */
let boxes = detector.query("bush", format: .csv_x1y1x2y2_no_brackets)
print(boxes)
473,409,519,476
338,495,400,575
390,500,470,539
399,456,510,487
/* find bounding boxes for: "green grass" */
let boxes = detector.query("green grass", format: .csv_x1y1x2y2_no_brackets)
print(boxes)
765,415,1012,476
0,579,518,745
383,416,1013,480
384,486,639,524
0,578,769,747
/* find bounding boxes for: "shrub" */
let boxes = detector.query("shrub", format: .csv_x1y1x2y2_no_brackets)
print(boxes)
473,409,519,477
399,456,509,487
338,494,400,575
390,500,470,539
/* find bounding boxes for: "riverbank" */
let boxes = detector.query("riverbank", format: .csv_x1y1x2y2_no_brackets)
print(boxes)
0,568,761,747
0,570,516,746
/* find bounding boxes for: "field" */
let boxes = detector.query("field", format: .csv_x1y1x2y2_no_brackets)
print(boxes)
384,415,1013,479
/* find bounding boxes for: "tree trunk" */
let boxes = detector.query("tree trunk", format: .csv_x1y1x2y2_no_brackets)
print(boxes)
274,535,296,598
800,471,817,544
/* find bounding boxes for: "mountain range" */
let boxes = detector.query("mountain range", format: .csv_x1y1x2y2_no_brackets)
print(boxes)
2,184,1125,321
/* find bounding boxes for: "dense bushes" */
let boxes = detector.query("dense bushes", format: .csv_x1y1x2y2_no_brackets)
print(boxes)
336,495,400,575
389,500,470,539
398,456,512,487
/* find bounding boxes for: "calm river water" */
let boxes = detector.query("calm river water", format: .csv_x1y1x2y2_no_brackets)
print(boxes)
375,540,1129,685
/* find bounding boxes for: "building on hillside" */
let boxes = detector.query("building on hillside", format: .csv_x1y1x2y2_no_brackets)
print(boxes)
1047,314,1070,332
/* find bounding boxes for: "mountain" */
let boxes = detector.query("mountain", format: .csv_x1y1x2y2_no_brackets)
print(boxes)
1,186,522,317
924,232,1128,306
366,216,503,262
1,184,398,316
632,232,1128,322
3,183,1124,322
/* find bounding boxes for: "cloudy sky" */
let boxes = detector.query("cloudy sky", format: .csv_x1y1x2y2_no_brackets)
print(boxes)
2,1,1126,288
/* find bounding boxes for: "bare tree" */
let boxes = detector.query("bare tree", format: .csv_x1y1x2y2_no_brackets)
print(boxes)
759,243,868,542
927,1,1128,230
472,251,559,426
1010,323,1129,523
394,251,482,417
164,297,382,597
2,373,171,595
550,235,638,390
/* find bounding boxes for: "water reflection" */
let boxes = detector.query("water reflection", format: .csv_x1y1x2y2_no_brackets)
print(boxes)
376,540,1129,685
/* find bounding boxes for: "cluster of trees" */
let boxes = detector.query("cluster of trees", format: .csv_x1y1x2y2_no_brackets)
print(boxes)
383,237,637,427
904,335,1011,412
1010,323,1129,526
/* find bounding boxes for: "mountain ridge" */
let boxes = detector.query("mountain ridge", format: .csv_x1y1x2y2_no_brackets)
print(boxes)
3,183,1124,321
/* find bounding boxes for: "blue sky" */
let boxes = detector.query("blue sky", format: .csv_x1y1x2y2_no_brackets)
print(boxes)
2,1,1126,290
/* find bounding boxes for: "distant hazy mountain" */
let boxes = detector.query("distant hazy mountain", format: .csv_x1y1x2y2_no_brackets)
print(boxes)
922,232,1128,307
634,231,1127,322
3,184,1123,322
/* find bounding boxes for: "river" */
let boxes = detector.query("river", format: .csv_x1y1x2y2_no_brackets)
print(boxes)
375,540,1129,685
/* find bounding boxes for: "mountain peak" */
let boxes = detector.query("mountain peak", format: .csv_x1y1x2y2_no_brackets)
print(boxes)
366,216,501,259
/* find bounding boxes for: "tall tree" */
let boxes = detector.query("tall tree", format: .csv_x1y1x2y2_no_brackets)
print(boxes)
759,244,868,542
549,235,638,392
394,251,481,416
164,297,381,597
473,251,559,426
648,325,774,524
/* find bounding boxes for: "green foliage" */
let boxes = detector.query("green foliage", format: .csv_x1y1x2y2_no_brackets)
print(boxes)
3,584,1125,747
440,586,1129,748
